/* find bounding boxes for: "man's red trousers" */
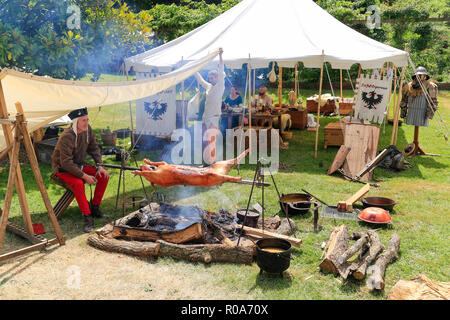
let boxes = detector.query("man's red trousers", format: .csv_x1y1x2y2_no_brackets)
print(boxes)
56,165,109,215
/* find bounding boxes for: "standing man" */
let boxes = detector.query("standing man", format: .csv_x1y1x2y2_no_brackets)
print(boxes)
51,107,110,233
195,49,225,164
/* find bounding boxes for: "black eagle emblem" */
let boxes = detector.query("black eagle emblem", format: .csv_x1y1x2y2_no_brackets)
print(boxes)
362,90,383,110
144,100,168,120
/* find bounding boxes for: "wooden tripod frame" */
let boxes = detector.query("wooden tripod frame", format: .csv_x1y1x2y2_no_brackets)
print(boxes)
0,100,65,263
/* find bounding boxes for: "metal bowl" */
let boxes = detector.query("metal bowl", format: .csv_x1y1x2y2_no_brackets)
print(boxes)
361,197,396,212
358,207,392,224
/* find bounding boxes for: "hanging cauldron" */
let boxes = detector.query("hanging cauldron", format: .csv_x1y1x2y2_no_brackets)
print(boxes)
256,238,292,276
279,193,312,215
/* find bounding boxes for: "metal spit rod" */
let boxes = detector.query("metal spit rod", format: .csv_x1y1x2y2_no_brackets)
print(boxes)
100,163,271,187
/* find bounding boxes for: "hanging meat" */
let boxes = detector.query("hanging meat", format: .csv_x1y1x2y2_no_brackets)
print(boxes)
132,150,249,187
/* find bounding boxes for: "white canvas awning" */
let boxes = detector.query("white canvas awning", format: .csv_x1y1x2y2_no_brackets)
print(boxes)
125,0,408,72
0,51,219,151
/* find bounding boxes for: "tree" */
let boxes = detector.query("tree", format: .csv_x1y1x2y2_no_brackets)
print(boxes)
0,0,153,80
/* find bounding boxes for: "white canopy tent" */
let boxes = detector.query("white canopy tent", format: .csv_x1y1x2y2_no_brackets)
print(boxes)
0,51,219,152
124,0,410,157
124,0,409,72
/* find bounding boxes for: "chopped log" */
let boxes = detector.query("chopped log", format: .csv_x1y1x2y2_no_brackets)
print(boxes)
237,224,302,247
157,240,254,265
345,183,370,212
319,225,349,274
327,145,351,175
367,233,401,290
353,230,384,280
87,234,160,257
337,232,369,265
387,275,450,300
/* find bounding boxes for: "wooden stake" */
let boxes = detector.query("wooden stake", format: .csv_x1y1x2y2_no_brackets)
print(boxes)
314,57,325,159
0,125,21,248
390,66,406,145
0,82,34,236
15,103,65,245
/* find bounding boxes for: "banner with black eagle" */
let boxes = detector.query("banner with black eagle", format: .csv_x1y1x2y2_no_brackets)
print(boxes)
354,74,392,125
135,71,177,136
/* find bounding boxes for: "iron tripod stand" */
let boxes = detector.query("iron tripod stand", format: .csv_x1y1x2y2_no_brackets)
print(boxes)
236,157,297,246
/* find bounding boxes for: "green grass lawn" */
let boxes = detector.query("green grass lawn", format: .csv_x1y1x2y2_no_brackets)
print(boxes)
0,74,448,300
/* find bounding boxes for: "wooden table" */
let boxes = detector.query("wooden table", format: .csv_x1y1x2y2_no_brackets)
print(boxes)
221,112,243,129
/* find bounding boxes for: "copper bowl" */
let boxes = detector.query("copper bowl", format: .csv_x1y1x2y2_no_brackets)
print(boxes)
358,207,392,224
361,197,396,212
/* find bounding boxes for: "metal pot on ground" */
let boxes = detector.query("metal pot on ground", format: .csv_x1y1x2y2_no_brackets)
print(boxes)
255,238,292,277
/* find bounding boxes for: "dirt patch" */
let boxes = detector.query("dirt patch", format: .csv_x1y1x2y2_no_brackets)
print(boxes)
0,234,255,300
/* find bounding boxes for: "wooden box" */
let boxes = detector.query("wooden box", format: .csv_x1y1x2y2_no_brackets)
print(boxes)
34,137,59,164
286,108,308,130
324,122,345,149
307,99,336,115
338,98,355,115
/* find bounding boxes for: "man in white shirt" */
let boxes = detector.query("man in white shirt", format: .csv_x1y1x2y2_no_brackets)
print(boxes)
195,49,225,164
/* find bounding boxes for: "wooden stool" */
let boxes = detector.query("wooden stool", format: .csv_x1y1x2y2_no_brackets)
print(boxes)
50,173,75,219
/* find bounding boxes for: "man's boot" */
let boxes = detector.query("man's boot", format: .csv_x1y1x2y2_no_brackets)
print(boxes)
83,214,94,233
90,202,109,219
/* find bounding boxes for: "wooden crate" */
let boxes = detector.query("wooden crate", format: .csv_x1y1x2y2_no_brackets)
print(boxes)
286,108,308,130
324,122,345,149
338,102,354,115
306,99,336,115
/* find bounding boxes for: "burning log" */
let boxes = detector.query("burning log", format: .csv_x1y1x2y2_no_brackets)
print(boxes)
367,233,401,290
87,235,160,257
157,240,254,265
237,224,302,247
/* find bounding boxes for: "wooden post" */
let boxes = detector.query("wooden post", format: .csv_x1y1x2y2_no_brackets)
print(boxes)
340,69,343,101
0,82,34,236
278,66,283,108
390,66,406,145
0,125,21,248
388,65,398,121
314,55,325,159
15,103,65,245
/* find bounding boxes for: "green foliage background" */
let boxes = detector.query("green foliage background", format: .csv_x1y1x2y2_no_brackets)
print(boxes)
0,0,448,82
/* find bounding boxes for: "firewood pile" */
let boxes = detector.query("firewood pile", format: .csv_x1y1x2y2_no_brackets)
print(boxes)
319,224,400,290
87,202,301,265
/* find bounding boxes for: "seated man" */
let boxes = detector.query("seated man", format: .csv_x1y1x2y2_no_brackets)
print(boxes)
251,85,291,132
51,107,110,233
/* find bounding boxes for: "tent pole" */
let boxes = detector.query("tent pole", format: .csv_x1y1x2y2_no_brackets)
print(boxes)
314,56,325,159
340,69,343,100
295,63,298,102
278,66,283,108
125,67,135,146
390,66,406,145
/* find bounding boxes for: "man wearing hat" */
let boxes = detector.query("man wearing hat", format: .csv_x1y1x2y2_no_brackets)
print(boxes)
51,107,110,233
400,66,438,127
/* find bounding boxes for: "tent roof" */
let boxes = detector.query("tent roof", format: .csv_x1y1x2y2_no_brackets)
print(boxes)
0,51,218,152
125,0,408,72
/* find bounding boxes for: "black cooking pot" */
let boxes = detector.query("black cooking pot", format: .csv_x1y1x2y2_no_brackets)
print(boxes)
236,209,260,228
256,238,292,275
361,197,396,212
279,193,312,215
